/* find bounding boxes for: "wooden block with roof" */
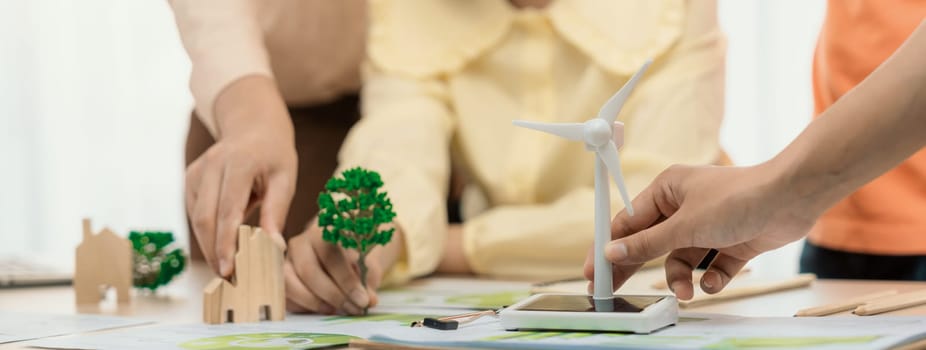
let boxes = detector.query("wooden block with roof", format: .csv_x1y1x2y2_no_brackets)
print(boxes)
203,225,285,324
74,218,132,305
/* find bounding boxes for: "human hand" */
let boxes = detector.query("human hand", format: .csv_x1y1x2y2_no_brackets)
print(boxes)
185,76,295,277
584,164,817,300
284,220,405,315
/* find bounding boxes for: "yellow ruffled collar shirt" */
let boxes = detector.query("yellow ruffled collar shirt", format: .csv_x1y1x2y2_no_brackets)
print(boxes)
339,0,726,283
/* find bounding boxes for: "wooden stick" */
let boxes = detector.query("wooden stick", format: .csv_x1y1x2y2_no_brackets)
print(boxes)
854,289,926,316
679,273,816,309
794,290,898,317
651,267,751,290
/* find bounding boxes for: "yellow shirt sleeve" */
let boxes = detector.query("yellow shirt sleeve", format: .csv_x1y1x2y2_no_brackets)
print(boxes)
337,64,455,286
463,21,726,279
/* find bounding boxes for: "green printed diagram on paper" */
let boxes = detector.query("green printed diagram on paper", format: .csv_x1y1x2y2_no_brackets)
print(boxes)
378,289,530,309
446,291,530,308
179,332,358,350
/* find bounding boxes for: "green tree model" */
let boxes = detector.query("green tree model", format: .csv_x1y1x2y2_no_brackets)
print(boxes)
130,231,186,291
317,167,396,293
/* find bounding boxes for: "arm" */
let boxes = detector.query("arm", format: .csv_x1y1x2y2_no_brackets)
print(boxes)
591,20,926,299
774,20,926,216
283,64,454,314
172,0,297,277
169,0,274,137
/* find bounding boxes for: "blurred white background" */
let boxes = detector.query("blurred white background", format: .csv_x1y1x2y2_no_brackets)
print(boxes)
0,1,192,263
0,1,825,275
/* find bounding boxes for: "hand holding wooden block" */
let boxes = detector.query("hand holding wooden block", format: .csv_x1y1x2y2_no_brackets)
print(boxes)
203,225,285,324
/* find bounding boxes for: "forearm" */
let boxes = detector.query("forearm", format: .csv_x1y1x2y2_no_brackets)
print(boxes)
213,75,293,141
772,21,926,215
170,0,274,136
436,224,471,274
348,67,454,283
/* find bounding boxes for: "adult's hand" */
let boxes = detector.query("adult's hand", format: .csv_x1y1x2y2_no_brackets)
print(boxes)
285,220,405,315
185,75,295,277
585,21,926,300
584,164,816,300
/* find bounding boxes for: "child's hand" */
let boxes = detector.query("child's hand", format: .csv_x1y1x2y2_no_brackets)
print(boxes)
284,220,404,315
185,76,295,277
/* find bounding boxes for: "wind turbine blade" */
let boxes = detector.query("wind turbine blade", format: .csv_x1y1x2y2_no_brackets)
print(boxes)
597,60,652,122
597,141,635,216
512,120,585,141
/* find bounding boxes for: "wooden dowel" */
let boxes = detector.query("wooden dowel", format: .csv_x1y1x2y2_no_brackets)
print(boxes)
679,273,816,309
854,289,926,316
794,290,898,317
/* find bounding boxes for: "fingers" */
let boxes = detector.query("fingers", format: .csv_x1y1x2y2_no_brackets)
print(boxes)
605,182,682,265
286,299,308,313
188,160,223,275
364,258,384,291
609,263,645,293
363,261,383,309
606,215,684,265
664,248,710,300
584,244,645,293
606,166,690,265
700,251,750,294
311,235,370,311
610,174,681,240
289,234,365,315
214,161,255,277
260,172,295,240
583,246,595,281
283,261,334,314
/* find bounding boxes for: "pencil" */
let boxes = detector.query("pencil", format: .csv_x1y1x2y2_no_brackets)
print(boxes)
794,290,898,317
854,289,926,316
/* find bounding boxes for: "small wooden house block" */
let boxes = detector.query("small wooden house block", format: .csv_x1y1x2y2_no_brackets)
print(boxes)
74,218,132,305
203,225,285,324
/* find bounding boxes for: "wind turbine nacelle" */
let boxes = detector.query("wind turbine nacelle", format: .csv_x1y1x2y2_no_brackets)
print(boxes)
583,120,625,151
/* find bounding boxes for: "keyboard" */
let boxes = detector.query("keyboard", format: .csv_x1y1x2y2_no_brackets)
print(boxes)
0,257,72,288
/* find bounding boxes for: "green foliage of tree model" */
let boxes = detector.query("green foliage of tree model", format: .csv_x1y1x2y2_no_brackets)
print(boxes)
317,167,396,292
130,231,186,291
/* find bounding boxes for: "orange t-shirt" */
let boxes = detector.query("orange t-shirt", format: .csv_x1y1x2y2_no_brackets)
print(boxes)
809,1,926,255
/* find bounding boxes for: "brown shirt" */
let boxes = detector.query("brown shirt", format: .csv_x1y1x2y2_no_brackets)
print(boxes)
169,0,367,136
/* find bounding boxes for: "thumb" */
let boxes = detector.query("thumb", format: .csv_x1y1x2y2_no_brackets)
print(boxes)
605,216,683,264
260,172,294,251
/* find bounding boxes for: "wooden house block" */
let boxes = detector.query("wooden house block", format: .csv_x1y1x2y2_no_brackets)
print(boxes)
203,225,285,324
74,218,132,305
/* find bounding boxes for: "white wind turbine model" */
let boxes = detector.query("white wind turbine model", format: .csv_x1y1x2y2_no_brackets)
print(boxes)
513,60,650,307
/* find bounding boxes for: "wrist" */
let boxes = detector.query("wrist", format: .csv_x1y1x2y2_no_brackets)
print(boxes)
436,224,472,274
761,153,830,222
214,75,294,141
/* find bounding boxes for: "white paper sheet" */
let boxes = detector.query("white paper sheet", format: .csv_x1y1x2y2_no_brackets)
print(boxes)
30,308,926,350
26,311,445,350
0,311,150,344
369,313,926,350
